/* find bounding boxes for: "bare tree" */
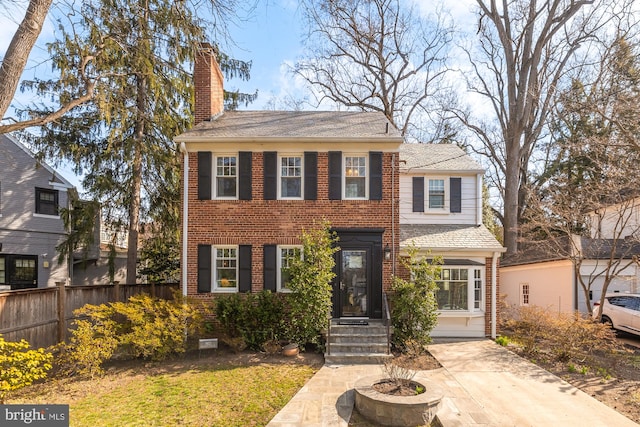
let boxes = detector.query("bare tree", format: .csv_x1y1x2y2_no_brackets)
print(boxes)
294,0,454,141
524,35,640,316
454,0,625,255
0,0,54,129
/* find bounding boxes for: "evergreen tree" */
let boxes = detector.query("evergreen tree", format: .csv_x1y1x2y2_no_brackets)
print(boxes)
22,0,256,282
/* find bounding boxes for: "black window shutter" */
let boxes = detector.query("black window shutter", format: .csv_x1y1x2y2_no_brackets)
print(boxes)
238,245,252,293
263,151,277,200
450,177,462,213
304,152,318,200
412,177,425,213
238,152,252,200
328,151,342,200
197,245,212,293
369,152,383,200
198,152,212,200
263,245,277,292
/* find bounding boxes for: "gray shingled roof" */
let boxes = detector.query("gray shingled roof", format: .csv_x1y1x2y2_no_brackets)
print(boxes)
400,224,505,251
399,143,484,172
175,110,402,141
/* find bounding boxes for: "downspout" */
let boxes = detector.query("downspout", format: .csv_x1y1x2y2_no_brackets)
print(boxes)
491,251,498,339
391,153,396,276
180,142,189,297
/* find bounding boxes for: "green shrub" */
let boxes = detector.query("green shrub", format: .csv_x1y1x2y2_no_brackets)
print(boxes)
240,291,287,349
215,293,244,338
63,303,119,377
390,247,441,351
215,291,287,351
0,335,53,403
495,335,510,347
285,220,338,347
63,293,203,376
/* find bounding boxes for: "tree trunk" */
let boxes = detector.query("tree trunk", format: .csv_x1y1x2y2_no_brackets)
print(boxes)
0,0,53,123
504,139,521,256
126,74,146,285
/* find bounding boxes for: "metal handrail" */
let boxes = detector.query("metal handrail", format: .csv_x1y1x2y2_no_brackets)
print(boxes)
326,316,332,355
382,291,391,355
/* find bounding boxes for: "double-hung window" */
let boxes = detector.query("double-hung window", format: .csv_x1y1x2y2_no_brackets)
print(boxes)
436,267,484,312
428,179,445,209
215,155,237,198
278,246,302,292
344,156,367,199
214,247,237,291
35,187,59,216
0,257,5,284
280,156,302,199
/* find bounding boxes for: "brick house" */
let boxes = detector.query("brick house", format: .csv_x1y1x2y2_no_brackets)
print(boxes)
176,45,504,339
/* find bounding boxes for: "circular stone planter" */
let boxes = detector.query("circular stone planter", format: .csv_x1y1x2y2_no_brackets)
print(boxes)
354,374,443,427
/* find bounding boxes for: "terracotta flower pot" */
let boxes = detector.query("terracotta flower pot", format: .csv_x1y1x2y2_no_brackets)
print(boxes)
282,343,299,357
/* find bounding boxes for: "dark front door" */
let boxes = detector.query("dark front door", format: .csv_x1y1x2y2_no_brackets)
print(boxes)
338,248,370,317
332,230,383,318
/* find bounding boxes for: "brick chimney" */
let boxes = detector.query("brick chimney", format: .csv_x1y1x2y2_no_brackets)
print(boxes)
194,43,224,124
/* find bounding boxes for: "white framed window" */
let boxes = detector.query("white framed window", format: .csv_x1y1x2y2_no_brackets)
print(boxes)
428,179,445,209
436,267,484,312
344,155,367,199
214,246,238,292
215,155,237,199
521,283,530,306
277,245,302,292
474,269,483,309
279,155,303,199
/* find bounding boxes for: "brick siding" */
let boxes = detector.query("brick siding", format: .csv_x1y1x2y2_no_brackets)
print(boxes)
184,151,399,301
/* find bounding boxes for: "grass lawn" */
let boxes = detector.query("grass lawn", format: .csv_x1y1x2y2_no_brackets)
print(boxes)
7,351,322,427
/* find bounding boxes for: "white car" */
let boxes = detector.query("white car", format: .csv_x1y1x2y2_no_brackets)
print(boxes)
593,294,640,337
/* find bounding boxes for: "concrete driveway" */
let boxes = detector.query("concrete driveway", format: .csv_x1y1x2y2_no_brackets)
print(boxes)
429,339,637,426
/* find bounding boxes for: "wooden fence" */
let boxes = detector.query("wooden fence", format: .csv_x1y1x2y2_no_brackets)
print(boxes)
0,283,179,349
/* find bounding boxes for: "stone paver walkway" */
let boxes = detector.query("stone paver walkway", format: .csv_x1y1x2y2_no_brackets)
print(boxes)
267,339,638,427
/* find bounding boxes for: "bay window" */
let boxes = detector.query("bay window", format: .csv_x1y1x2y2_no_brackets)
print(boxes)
436,267,484,312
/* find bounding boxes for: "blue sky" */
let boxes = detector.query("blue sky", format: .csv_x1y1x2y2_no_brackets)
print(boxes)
0,0,478,188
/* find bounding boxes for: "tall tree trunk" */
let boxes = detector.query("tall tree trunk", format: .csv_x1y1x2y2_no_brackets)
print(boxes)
504,139,521,255
0,0,53,122
126,74,146,284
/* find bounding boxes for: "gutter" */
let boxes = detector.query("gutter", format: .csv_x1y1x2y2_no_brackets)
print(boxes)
180,142,189,297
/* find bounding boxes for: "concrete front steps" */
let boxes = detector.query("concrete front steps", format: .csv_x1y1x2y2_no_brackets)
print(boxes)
324,319,393,364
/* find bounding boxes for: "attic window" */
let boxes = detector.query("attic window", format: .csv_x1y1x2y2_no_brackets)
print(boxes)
35,188,59,216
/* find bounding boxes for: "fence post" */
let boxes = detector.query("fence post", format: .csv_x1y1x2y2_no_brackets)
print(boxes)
56,281,66,343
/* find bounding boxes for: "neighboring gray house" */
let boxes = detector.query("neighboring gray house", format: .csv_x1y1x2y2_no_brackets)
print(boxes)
0,133,74,290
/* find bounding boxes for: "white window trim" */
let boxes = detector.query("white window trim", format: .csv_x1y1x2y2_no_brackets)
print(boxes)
437,266,485,313
212,245,238,293
473,268,483,310
277,154,304,200
33,213,61,219
277,245,302,292
520,283,530,306
343,154,368,200
427,177,448,212
214,154,238,200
